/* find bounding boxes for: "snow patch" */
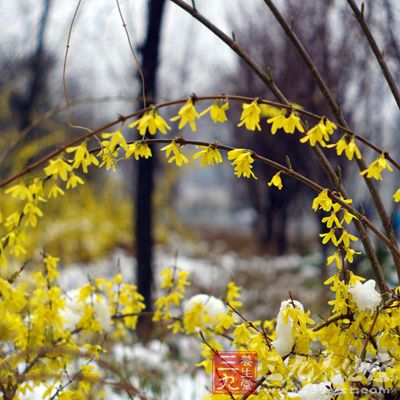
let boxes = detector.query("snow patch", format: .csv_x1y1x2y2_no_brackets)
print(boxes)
272,300,304,357
184,294,226,320
348,280,381,311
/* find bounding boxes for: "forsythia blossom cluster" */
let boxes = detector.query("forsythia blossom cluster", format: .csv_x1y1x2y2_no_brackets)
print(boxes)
227,148,257,179
2,96,400,399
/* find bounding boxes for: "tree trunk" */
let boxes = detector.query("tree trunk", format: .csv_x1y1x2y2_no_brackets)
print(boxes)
135,0,166,338
20,0,52,130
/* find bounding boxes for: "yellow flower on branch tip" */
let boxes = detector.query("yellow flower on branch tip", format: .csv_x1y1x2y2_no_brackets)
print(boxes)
5,183,33,201
192,146,223,166
342,209,357,224
360,154,393,180
322,212,342,228
312,189,333,212
23,202,43,227
394,189,400,202
200,100,229,123
227,148,257,179
300,118,335,147
324,119,337,134
44,255,60,282
344,136,361,160
327,135,361,160
320,229,338,246
232,323,253,345
267,171,283,190
129,110,171,136
161,141,189,167
48,184,65,199
125,141,152,160
66,142,99,173
345,247,361,263
44,158,73,181
170,99,200,131
44,255,59,269
327,252,342,269
237,100,261,131
267,112,304,134
226,281,242,309
101,130,128,151
338,230,358,247
66,173,84,189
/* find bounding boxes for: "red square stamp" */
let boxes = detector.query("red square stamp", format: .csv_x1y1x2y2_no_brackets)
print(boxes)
212,351,258,395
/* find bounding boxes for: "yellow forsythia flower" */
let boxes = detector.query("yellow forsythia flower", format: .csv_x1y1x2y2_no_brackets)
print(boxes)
300,118,336,147
200,100,229,123
345,247,361,263
44,158,73,181
237,100,261,131
129,109,171,136
321,211,342,228
360,153,393,180
47,184,65,199
320,229,338,246
338,230,358,247
327,135,361,160
101,130,128,151
227,148,257,179
161,141,189,167
66,173,84,189
66,142,99,173
192,146,223,166
170,99,200,131
125,141,152,160
267,112,304,134
326,251,342,269
5,183,33,201
312,189,333,212
226,281,242,309
393,188,400,202
267,171,283,190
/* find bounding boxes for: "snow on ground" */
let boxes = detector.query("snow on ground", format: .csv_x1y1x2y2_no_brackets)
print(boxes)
54,245,325,399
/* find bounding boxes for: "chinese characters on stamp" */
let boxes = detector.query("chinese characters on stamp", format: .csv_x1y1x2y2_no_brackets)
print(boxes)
212,351,258,395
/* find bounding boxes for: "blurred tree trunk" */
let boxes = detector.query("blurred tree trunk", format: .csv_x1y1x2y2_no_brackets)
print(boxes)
19,0,52,130
135,0,166,337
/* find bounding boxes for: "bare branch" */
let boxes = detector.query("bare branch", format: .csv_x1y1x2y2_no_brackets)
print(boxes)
347,0,400,111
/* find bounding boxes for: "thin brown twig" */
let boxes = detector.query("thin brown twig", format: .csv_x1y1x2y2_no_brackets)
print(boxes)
168,0,389,294
359,308,380,361
115,0,147,108
313,313,353,332
169,0,286,101
0,120,391,291
346,0,400,111
227,302,272,349
88,135,390,291
49,336,107,400
63,0,92,133
2,93,399,186
3,370,149,400
0,96,139,169
262,0,400,280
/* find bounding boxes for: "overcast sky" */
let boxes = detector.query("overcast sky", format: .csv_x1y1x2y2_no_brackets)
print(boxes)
0,0,245,124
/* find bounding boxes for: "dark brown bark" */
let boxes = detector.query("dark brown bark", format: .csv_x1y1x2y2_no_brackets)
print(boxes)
16,0,52,131
135,0,166,335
